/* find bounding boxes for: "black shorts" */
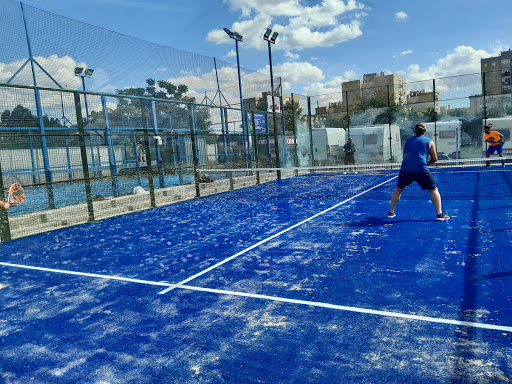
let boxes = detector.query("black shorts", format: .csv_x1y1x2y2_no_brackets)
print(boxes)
397,170,436,190
344,154,355,165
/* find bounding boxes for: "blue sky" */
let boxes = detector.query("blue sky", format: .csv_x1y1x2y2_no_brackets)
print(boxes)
5,0,512,98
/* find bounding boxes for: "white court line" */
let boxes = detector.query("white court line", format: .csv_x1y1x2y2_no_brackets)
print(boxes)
1,261,511,333
158,176,398,295
178,284,512,333
0,262,175,288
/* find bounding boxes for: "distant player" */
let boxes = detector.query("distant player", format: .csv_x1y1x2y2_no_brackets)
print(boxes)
343,137,357,174
483,124,505,167
387,122,449,221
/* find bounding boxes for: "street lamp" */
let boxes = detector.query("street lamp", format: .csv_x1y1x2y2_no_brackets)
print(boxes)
263,28,281,177
223,27,249,165
74,67,94,127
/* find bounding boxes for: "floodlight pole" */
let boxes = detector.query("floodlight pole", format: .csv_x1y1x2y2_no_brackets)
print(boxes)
264,29,281,179
224,28,249,167
234,38,248,162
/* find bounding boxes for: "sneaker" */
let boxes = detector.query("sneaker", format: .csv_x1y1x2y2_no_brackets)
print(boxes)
387,212,396,218
354,171,358,175
436,213,450,221
343,171,347,175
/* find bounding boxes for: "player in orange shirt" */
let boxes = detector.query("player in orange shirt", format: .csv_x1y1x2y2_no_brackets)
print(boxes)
484,124,505,167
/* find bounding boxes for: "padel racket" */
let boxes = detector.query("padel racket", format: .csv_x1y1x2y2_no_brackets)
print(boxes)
7,183,25,206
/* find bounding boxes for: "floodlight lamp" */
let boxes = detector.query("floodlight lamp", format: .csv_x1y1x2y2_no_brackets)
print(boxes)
224,27,243,41
84,68,94,77
74,67,84,75
270,31,279,44
223,27,233,38
263,28,272,40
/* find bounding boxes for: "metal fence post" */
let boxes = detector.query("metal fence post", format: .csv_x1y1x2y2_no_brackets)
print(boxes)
250,110,260,184
140,99,156,208
387,85,393,161
150,100,165,188
73,91,95,222
101,96,119,197
433,79,438,150
345,91,350,138
272,98,281,180
307,96,314,167
291,93,299,175
223,107,234,190
188,104,201,198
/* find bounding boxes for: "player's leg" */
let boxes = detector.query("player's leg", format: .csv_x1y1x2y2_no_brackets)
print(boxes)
429,188,449,220
498,146,504,166
388,187,404,218
485,147,494,166
429,188,443,215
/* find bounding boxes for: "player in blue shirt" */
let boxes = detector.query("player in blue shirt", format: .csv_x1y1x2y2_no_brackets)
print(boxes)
387,122,449,221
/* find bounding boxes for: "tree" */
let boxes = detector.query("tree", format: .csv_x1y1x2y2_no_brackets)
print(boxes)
0,105,66,148
1,105,38,127
283,99,302,132
91,78,211,134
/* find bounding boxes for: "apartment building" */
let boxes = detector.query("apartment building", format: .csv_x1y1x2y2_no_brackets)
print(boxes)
341,72,407,112
481,49,512,96
408,89,440,113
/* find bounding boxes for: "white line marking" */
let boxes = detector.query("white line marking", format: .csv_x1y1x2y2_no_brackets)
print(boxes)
158,176,398,294
177,284,512,333
0,262,175,288
2,261,511,333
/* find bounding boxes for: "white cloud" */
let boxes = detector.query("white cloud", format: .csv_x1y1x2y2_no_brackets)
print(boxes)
225,50,237,58
303,76,343,95
207,0,367,51
0,55,88,89
268,62,325,90
404,45,496,95
395,11,408,21
285,51,300,60
343,70,358,80
393,49,413,58
406,45,490,82
286,21,362,49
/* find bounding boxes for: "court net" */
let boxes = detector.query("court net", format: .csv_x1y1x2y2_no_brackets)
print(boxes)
198,157,512,201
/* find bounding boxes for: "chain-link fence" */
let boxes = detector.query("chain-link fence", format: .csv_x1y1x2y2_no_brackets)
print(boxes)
0,0,274,109
0,69,511,240
1,0,511,239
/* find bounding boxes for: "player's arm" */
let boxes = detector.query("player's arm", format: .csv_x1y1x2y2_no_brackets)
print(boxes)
428,141,438,163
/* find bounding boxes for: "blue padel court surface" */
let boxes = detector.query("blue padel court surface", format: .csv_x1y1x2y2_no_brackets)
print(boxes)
1,166,512,383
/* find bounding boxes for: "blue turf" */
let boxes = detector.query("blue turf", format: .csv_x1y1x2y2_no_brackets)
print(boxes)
1,172,512,383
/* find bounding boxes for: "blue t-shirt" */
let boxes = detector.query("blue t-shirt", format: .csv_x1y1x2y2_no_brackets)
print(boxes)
401,135,431,172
